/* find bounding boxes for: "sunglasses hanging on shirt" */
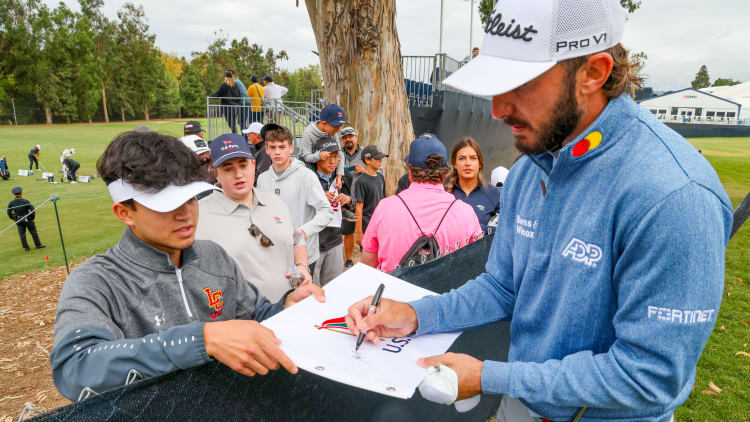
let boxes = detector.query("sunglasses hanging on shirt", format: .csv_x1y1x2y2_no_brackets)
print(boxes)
249,224,274,247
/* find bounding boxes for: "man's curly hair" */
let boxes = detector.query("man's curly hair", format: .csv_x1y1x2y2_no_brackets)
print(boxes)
97,130,204,192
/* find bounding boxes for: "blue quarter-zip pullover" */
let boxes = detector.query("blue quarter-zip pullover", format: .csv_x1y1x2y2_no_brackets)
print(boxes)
410,93,733,421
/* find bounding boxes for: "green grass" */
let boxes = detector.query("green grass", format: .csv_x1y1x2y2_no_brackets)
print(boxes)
676,137,750,421
0,119,205,278
0,125,748,420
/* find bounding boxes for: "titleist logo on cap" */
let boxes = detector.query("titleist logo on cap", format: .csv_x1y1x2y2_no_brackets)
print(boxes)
484,10,538,42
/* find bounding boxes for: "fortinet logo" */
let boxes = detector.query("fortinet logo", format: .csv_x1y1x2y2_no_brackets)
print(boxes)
561,238,602,267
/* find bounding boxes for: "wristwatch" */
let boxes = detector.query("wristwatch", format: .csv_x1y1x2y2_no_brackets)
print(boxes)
295,263,310,275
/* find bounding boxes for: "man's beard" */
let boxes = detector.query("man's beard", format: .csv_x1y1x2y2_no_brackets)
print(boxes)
344,141,355,150
508,70,582,155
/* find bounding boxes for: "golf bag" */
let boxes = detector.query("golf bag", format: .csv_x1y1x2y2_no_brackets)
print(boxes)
0,156,9,180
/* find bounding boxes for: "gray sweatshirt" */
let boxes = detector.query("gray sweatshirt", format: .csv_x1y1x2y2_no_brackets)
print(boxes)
298,121,345,176
50,227,284,401
256,157,333,264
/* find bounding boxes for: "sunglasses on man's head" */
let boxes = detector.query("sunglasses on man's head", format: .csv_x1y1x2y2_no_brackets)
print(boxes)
249,224,274,247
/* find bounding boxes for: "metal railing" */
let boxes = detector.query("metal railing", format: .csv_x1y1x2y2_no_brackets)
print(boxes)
402,53,468,107
652,114,750,126
206,97,321,148
310,89,326,109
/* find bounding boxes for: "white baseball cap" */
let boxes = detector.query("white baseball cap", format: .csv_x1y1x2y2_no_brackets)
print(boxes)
107,179,219,212
443,0,628,97
241,122,264,135
491,166,510,187
179,135,210,155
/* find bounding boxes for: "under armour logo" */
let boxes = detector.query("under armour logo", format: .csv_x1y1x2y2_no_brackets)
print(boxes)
154,312,165,327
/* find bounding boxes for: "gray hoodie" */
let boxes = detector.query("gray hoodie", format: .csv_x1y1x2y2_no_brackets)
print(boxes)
256,157,333,264
50,227,284,401
298,121,345,176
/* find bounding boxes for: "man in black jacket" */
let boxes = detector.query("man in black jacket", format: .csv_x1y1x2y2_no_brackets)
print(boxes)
7,187,45,251
313,138,352,286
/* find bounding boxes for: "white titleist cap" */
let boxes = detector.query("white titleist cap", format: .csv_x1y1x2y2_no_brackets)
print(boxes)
491,166,510,187
242,122,264,135
107,179,219,212
443,0,628,97
179,135,210,155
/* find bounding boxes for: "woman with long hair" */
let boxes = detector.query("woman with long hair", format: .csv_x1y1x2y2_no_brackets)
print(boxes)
211,71,242,133
446,137,500,232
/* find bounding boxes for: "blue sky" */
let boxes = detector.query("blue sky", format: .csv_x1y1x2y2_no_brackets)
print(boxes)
44,0,750,91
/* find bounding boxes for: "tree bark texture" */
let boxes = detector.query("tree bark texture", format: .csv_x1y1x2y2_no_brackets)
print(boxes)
305,0,413,194
143,105,149,121
44,106,52,125
101,83,110,123
120,105,125,122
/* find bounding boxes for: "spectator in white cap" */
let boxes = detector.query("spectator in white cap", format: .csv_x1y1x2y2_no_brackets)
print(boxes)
345,1,733,421
179,134,212,181
490,165,510,188
50,130,324,402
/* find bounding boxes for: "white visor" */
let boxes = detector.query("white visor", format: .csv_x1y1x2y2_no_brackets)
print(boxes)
442,54,556,98
108,179,219,212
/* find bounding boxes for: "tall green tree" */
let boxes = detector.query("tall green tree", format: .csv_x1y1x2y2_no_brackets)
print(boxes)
79,0,114,123
691,65,710,89
180,63,205,117
114,3,160,120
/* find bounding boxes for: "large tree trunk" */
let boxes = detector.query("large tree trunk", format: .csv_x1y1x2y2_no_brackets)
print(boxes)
143,105,150,121
101,83,110,123
120,105,126,122
44,106,52,125
305,0,413,194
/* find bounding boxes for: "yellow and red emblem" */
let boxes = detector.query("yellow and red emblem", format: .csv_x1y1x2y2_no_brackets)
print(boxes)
204,287,224,312
571,130,603,157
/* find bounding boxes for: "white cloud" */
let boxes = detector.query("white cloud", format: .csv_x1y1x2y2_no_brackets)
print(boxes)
42,0,750,91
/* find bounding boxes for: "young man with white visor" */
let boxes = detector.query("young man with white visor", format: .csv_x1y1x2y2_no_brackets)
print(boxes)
346,1,733,421
50,130,325,402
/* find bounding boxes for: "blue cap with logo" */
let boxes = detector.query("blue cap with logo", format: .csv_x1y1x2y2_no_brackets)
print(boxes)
319,104,348,127
11,186,22,195
210,133,254,166
405,133,447,168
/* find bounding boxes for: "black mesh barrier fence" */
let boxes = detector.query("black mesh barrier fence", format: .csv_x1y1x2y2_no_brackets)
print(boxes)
32,234,509,422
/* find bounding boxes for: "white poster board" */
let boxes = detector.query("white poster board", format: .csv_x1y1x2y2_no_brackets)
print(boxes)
326,183,342,228
78,176,90,183
262,264,461,399
18,170,28,176
42,172,54,179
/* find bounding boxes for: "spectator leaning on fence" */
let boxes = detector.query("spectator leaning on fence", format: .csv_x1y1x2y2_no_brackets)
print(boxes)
196,132,312,302
445,137,500,233
256,125,333,275
49,130,324,402
313,137,353,286
262,75,288,123
359,134,482,273
246,75,265,123
345,1,733,420
211,71,242,133
229,69,250,131
299,104,348,190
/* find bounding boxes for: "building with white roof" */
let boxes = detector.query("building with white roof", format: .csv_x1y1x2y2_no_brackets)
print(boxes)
638,81,750,125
